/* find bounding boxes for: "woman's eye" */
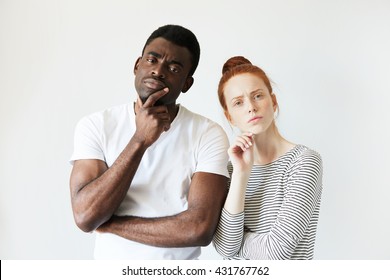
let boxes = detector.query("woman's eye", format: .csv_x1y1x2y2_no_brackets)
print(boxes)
254,94,262,100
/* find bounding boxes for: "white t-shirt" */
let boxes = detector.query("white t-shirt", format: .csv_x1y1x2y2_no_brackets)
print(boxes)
70,103,229,259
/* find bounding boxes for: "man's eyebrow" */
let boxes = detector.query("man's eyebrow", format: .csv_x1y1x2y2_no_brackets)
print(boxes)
170,59,184,68
147,51,162,58
146,51,184,67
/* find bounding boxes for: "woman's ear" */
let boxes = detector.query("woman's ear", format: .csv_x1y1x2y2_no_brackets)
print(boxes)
271,93,278,111
181,76,194,93
224,110,234,125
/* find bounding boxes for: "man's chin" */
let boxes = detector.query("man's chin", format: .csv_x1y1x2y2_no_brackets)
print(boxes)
139,89,165,105
139,95,168,107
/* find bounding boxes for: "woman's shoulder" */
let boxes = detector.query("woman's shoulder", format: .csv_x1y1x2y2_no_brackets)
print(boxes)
289,144,323,169
291,144,321,156
293,144,321,157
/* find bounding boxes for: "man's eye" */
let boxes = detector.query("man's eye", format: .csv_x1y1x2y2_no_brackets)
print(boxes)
145,57,155,63
170,66,180,73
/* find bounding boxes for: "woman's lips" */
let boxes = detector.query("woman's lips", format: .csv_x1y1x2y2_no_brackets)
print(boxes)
248,116,263,123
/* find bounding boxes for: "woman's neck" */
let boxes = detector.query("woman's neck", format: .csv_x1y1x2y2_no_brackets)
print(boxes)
252,127,295,165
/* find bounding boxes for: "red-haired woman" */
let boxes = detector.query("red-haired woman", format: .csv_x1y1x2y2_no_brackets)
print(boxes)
212,56,323,260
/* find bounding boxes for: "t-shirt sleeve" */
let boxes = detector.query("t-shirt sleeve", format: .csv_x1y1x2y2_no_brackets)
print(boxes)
69,115,105,165
195,121,229,178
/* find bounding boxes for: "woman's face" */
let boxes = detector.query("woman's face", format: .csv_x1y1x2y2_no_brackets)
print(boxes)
224,73,277,135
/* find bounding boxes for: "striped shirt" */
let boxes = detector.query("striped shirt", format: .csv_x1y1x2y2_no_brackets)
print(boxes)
213,145,323,260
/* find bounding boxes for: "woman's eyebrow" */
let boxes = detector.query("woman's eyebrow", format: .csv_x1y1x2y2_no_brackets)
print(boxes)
230,95,243,102
250,88,264,94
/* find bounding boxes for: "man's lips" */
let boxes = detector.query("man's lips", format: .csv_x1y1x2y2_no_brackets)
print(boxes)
143,78,166,90
248,116,263,123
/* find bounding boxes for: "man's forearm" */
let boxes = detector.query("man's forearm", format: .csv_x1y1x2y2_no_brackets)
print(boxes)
96,210,215,247
72,138,148,232
94,173,227,248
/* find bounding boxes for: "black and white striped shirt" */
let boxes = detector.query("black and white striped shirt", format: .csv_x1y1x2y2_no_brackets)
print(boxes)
213,145,323,260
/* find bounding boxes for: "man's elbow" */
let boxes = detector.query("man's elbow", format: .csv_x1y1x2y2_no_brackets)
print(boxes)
190,224,215,246
73,212,100,233
196,233,213,247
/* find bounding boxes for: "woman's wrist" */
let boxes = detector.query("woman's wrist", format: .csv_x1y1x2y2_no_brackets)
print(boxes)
231,169,251,180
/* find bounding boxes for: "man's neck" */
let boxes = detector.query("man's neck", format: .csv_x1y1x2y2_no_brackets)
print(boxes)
133,102,179,124
166,103,180,123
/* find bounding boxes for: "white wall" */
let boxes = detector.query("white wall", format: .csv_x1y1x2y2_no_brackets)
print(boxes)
1,0,389,259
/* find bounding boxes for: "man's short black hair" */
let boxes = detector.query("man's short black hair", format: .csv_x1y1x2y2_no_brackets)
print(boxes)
142,25,200,77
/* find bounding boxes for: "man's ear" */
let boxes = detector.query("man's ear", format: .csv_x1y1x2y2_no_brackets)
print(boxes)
133,57,142,75
181,77,194,93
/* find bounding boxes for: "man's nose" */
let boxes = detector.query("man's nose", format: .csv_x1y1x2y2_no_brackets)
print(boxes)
151,64,165,79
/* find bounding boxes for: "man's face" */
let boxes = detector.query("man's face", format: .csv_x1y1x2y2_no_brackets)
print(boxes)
134,37,193,106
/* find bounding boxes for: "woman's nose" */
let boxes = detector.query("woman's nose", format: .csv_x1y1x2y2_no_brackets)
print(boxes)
248,100,258,113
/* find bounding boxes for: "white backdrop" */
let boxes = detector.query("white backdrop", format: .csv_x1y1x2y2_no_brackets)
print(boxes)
1,0,389,259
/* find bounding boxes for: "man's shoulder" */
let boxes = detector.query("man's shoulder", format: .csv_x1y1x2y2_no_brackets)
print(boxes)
179,105,222,127
74,104,132,136
178,106,228,145
80,103,131,123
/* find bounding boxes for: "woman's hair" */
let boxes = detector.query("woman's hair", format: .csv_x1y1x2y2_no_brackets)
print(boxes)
218,56,274,114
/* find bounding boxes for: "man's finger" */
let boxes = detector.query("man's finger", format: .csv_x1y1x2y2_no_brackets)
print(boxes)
136,96,143,109
134,96,143,115
143,88,169,108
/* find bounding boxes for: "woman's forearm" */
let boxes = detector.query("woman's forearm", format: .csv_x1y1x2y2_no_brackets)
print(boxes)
223,170,250,214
